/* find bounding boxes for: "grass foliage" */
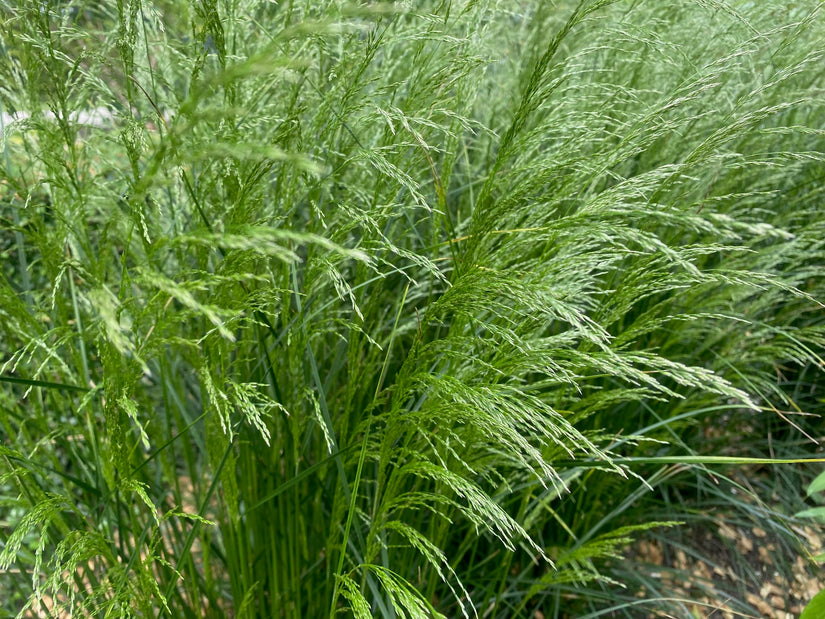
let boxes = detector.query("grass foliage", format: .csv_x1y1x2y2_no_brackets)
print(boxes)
1,0,824,616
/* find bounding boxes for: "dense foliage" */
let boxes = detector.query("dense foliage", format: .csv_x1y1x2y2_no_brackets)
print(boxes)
1,1,824,616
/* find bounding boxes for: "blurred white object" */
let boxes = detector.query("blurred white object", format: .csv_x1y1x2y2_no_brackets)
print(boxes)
1,106,114,135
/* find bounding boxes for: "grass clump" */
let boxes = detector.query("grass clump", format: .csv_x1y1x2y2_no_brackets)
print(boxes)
1,1,824,617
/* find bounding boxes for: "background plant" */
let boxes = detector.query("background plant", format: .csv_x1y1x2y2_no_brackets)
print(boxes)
1,0,824,617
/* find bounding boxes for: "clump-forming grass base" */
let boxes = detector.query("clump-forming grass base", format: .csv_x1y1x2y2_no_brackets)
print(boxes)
1,1,824,617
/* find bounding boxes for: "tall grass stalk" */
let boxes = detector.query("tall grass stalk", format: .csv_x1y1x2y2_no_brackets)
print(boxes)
1,1,824,616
